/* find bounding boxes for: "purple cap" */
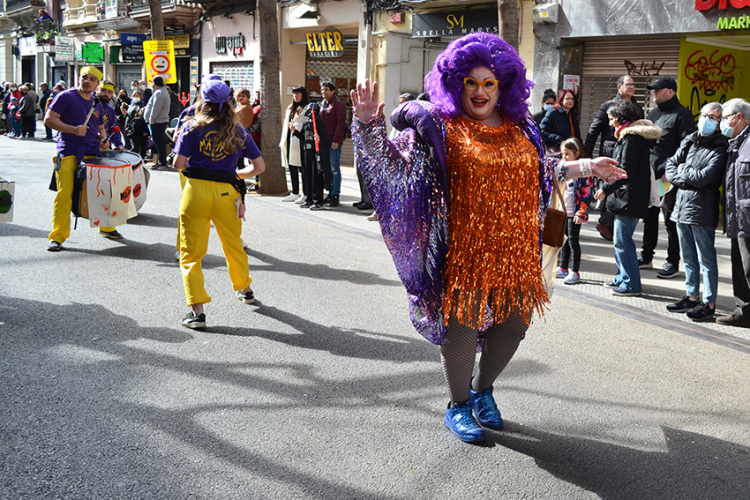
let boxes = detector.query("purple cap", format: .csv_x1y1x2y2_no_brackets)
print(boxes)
201,78,231,111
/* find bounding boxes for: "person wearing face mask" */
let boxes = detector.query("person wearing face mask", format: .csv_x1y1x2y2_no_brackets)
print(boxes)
716,99,750,327
139,80,152,105
663,102,727,322
639,77,696,279
126,90,150,159
532,88,557,126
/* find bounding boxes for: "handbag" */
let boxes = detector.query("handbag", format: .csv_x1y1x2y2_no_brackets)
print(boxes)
542,179,568,248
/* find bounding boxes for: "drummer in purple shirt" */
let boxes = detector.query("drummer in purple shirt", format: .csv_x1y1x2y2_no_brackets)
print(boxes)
173,77,266,329
97,79,124,151
44,66,118,251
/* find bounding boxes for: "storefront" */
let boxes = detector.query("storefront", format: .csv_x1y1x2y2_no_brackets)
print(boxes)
279,0,367,166
532,0,750,133
201,16,259,94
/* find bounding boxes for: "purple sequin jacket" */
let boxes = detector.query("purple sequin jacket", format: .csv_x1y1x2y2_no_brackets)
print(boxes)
352,101,557,346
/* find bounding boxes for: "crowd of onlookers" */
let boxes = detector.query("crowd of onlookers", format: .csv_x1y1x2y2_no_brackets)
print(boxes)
1,80,58,139
535,74,750,328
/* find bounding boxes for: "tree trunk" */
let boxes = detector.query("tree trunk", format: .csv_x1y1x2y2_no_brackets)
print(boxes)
498,0,518,52
148,0,165,40
257,0,286,194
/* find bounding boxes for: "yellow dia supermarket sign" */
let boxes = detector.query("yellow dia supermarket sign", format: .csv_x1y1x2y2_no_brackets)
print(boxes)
305,27,345,58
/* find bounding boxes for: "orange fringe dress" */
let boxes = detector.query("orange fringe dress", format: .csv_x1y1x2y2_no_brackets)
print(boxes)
441,116,549,329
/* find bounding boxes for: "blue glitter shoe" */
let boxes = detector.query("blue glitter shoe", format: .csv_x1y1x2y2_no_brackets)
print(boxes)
470,386,504,430
444,401,486,443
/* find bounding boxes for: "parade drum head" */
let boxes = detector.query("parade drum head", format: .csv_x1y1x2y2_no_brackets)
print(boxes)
85,157,131,169
101,150,143,170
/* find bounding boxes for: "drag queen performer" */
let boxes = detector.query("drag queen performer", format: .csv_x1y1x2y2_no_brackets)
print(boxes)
350,34,625,443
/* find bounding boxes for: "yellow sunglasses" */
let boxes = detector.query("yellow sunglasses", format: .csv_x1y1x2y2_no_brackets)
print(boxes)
463,77,499,93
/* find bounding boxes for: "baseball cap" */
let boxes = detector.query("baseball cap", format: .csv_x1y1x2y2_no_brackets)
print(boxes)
646,77,677,92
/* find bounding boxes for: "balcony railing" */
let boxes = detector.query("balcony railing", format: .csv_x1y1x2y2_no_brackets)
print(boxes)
6,0,47,15
131,0,174,13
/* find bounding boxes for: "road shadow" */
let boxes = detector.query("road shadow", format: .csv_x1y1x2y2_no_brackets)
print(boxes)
126,212,179,229
0,222,51,239
245,248,402,286
489,423,750,500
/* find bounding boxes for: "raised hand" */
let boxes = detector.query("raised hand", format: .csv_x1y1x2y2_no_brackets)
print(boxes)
350,79,385,124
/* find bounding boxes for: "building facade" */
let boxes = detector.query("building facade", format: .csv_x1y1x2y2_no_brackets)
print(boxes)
532,0,750,133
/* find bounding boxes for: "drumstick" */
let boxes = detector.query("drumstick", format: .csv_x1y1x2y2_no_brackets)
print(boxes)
82,96,101,128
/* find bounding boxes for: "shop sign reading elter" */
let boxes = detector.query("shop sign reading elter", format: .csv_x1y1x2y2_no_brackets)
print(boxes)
305,27,345,58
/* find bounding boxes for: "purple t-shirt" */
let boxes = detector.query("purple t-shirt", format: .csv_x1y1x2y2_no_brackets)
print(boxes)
102,102,123,147
48,88,105,157
174,123,261,175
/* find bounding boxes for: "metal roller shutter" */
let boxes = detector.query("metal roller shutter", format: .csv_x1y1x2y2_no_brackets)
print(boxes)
579,35,681,137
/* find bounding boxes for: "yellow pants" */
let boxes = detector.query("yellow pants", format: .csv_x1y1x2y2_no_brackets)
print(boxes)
179,177,251,306
176,170,187,250
49,155,116,243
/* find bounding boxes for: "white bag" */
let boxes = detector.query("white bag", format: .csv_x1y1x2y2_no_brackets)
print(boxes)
648,167,660,208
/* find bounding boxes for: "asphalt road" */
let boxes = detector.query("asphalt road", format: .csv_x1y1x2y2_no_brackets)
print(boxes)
1,134,749,499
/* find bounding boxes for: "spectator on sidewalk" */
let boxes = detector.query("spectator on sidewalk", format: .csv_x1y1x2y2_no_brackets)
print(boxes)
280,86,308,204
144,76,170,170
8,96,21,137
716,99,750,327
115,89,131,149
665,102,727,322
594,100,662,297
540,89,581,158
39,82,53,140
555,137,594,286
18,85,37,138
640,77,696,278
584,75,643,242
319,81,347,207
532,88,557,126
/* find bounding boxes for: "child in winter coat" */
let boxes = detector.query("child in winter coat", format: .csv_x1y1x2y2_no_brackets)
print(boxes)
8,97,21,137
556,137,594,285
127,108,151,159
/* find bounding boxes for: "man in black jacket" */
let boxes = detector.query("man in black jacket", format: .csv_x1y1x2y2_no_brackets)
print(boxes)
640,77,696,278
584,75,644,241
38,82,53,140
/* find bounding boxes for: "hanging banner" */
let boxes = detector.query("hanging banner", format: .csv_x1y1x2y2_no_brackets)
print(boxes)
19,37,36,57
55,36,75,61
305,27,345,58
143,40,177,84
412,8,499,38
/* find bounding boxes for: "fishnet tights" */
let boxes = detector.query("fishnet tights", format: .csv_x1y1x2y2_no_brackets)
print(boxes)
440,314,527,404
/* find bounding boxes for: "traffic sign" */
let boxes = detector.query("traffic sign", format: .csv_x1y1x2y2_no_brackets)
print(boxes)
143,40,177,84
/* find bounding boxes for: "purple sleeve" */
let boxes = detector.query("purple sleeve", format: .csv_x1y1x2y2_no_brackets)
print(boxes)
48,91,69,115
174,126,195,157
241,128,261,159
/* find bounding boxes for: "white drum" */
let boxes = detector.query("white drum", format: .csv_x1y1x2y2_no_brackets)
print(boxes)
80,157,138,228
101,150,148,211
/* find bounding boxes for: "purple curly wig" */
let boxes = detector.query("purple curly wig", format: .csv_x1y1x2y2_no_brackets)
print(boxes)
424,33,533,124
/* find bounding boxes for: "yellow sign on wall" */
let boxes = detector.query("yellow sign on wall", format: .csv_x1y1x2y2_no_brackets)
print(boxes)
166,34,190,49
677,38,745,120
143,40,177,85
305,27,345,58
